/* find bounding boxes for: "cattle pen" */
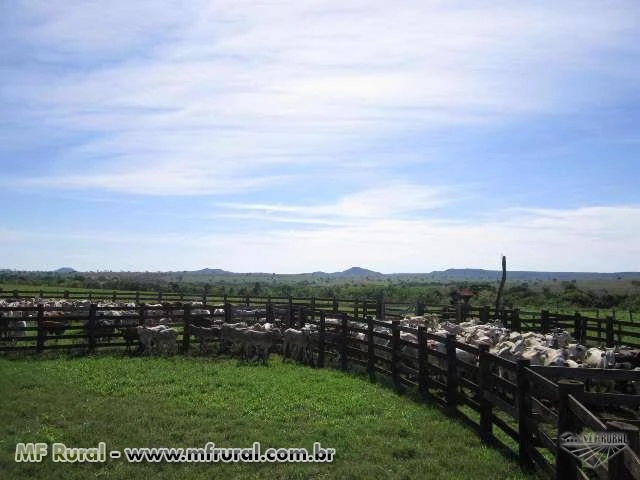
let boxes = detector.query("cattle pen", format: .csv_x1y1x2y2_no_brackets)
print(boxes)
1,292,640,480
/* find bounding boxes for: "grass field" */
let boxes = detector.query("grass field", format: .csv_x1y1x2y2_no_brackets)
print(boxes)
0,283,154,296
0,355,537,480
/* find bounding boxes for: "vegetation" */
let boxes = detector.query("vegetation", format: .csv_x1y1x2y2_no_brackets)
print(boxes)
0,355,535,480
2,269,640,312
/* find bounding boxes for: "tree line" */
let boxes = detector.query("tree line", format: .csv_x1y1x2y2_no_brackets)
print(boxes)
1,271,639,310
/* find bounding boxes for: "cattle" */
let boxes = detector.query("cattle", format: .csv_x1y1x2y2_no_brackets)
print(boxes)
136,325,177,355
119,326,139,353
189,324,222,354
154,328,178,354
43,320,69,338
84,319,116,343
3,320,28,343
399,331,419,358
583,347,616,368
283,328,313,363
240,329,282,364
220,323,249,354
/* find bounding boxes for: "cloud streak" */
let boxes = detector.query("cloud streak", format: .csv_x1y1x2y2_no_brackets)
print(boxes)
2,1,637,195
3,205,639,272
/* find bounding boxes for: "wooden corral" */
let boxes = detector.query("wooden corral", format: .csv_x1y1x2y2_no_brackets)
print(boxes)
1,294,639,479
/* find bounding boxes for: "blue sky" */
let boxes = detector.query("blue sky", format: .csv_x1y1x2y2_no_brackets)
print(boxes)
1,0,639,273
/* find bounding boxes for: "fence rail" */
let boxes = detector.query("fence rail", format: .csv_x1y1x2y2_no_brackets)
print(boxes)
2,290,639,347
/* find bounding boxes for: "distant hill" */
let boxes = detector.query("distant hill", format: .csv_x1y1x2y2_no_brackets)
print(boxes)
189,268,232,275
400,269,640,282
54,267,76,274
332,267,385,278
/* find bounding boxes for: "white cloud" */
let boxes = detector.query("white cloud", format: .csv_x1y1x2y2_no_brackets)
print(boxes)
3,1,637,195
216,184,452,221
3,205,639,272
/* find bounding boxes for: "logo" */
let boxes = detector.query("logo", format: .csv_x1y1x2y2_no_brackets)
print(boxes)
559,431,628,469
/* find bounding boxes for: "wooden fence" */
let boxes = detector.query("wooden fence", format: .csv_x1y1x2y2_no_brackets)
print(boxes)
1,298,640,479
2,290,639,348
299,312,640,480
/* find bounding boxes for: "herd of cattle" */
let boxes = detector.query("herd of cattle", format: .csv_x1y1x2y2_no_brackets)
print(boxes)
1,299,640,393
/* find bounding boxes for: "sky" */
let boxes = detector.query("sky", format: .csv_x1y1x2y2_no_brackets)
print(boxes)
1,0,639,273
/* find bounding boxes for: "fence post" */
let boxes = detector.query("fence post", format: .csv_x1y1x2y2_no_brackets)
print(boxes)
416,300,425,316
367,316,375,383
37,303,45,353
455,302,463,323
332,296,338,312
556,379,584,480
310,296,316,318
288,296,293,327
511,308,521,332
480,306,489,324
418,326,429,401
541,310,550,333
597,318,603,344
478,344,493,444
353,302,359,323
573,312,582,344
340,313,348,371
445,334,458,413
516,359,533,469
318,313,326,368
391,320,400,392
605,316,615,347
157,291,162,303
224,298,232,324
299,305,307,329
88,303,97,353
265,297,270,323
182,304,191,353
138,304,146,326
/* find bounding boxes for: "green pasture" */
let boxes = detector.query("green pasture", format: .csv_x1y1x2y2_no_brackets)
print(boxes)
0,355,536,480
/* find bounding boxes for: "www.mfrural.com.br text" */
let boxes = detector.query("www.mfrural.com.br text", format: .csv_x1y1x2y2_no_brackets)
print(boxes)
15,442,336,463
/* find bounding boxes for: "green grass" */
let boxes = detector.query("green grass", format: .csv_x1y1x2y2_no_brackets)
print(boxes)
0,283,148,296
0,355,536,480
